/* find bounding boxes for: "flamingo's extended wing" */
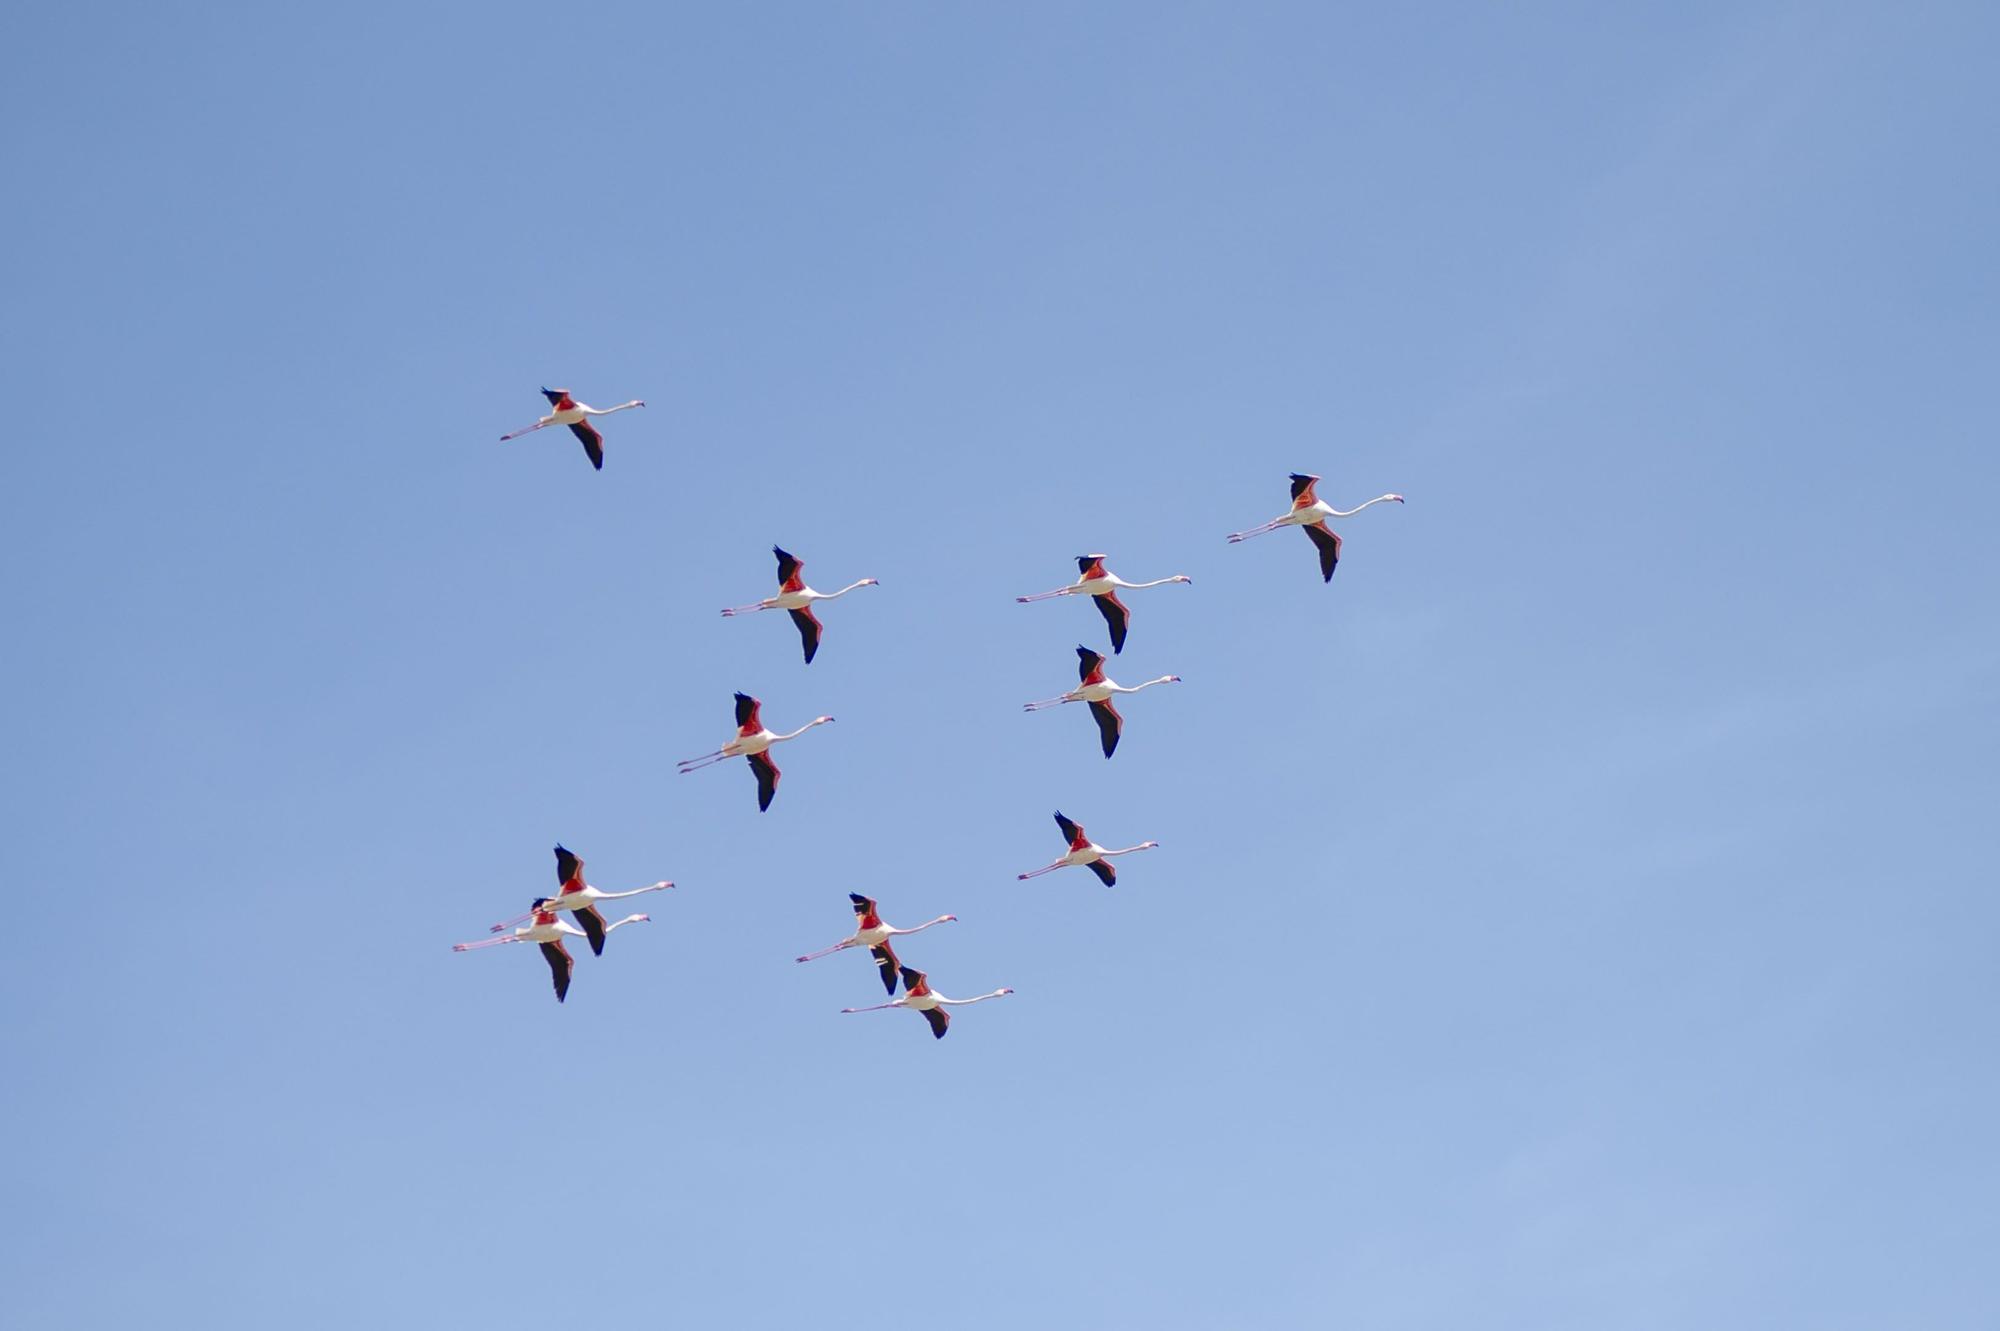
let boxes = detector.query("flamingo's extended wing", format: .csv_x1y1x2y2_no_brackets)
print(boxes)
1304,522,1341,582
539,940,573,1002
748,751,781,812
789,606,823,664
568,419,604,470
869,941,900,995
575,904,608,956
1088,698,1123,758
1093,592,1129,654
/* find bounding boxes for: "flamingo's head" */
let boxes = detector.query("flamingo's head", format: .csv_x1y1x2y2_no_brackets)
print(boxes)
817,715,836,725
998,987,1016,996
1174,575,1193,584
861,578,880,586
944,914,959,922
1389,494,1406,503
1168,675,1183,683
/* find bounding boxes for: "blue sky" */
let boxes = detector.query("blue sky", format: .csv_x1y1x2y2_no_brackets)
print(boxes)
4,3,1997,1327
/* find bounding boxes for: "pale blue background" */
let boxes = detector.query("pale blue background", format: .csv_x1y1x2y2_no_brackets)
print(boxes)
4,3,1997,1327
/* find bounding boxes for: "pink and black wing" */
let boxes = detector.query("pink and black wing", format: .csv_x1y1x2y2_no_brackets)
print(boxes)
748,751,781,811
1076,646,1106,684
1289,472,1320,503
921,1006,951,1039
773,546,804,589
1076,554,1108,578
849,893,882,928
541,387,570,407
1053,811,1083,846
869,940,901,995
1304,522,1342,582
789,606,823,664
1087,858,1117,887
1093,591,1130,654
539,940,573,1002
1089,698,1123,758
554,845,582,889
568,418,604,470
733,692,762,730
575,904,608,956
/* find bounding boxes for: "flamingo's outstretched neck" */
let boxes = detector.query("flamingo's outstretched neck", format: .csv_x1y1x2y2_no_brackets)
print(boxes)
588,400,646,417
774,717,835,743
821,579,879,601
1125,576,1192,589
939,989,1014,1006
1327,493,1405,517
598,881,673,901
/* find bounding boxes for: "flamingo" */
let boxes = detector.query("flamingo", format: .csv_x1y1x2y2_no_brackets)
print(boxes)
1226,473,1403,582
1016,555,1191,654
841,966,1013,1040
499,387,645,470
720,547,879,664
486,845,673,952
1023,646,1180,758
1017,811,1158,886
453,900,650,1002
795,893,957,994
677,692,835,811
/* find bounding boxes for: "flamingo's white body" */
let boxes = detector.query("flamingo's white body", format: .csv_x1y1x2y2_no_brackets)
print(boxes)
499,388,646,470
841,966,1013,1039
1017,555,1190,654
1227,473,1403,582
796,893,956,994
721,547,878,663
1023,646,1180,758
1017,812,1158,886
677,693,835,810
487,846,673,949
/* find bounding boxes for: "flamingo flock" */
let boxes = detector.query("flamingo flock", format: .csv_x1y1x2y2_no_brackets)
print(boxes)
466,391,1405,1033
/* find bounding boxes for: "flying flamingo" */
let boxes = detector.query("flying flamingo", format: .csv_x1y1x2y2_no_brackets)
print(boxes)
1016,555,1191,654
1017,811,1159,886
499,387,646,470
795,893,957,994
721,547,879,664
841,966,1013,1040
454,900,650,1002
677,692,835,811
1023,646,1180,758
1226,473,1403,582
487,845,673,953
